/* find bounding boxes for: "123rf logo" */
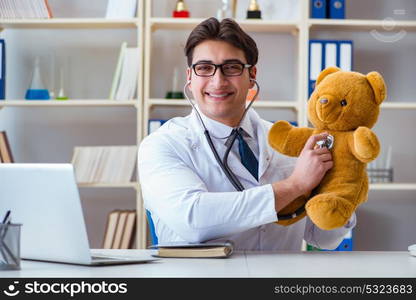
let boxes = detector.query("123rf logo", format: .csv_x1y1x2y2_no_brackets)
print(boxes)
3,280,128,297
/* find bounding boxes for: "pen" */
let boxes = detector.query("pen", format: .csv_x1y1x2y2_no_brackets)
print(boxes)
1,210,11,224
0,211,18,266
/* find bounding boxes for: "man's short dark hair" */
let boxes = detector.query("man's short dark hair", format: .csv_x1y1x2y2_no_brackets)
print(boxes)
184,17,258,67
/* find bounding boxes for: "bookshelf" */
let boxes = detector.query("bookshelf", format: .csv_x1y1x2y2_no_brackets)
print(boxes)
77,182,139,189
2,0,415,249
142,0,416,249
0,0,147,249
0,100,137,107
0,18,140,29
143,0,416,185
308,18,416,31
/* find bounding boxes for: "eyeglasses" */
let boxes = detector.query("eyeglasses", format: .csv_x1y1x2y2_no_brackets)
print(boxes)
192,62,252,77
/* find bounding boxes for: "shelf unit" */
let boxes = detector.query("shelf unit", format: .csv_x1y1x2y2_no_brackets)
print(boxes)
77,182,139,189
0,0,147,249
142,0,416,234
3,0,416,248
143,2,309,135
0,100,138,107
0,18,140,29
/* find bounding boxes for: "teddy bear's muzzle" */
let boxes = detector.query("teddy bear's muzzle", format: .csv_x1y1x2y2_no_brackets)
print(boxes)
315,96,342,123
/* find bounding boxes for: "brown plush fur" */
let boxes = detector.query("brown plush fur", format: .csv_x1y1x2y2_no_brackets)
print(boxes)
269,67,386,230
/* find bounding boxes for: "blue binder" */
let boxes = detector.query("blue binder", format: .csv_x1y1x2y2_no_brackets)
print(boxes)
328,0,345,19
311,0,327,18
148,119,167,134
0,39,5,100
308,40,353,96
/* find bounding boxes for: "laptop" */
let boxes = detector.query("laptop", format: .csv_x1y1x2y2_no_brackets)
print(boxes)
0,163,158,266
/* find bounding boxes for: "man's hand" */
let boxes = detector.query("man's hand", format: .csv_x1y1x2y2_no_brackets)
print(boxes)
272,133,333,213
287,133,333,196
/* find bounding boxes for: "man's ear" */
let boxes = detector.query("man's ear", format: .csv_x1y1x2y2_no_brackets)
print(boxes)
249,66,257,89
186,67,192,87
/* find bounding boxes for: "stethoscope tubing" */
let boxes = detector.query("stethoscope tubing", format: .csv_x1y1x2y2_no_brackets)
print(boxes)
183,79,259,192
183,79,304,221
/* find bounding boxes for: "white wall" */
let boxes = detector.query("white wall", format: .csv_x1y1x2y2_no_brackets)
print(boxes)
1,0,415,249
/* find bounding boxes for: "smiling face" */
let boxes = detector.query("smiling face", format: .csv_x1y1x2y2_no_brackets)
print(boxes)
187,40,256,127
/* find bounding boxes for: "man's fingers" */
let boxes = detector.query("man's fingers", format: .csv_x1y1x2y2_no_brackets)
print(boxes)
314,147,331,155
323,160,334,171
304,133,329,150
319,153,332,162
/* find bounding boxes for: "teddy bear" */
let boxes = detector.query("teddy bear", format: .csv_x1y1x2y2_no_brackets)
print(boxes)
268,66,386,230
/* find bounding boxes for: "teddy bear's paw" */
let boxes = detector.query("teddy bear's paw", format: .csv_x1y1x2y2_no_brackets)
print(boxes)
268,120,292,152
353,127,380,162
306,194,355,230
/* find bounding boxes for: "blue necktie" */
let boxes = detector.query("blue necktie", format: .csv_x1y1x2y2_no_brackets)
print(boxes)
236,129,259,181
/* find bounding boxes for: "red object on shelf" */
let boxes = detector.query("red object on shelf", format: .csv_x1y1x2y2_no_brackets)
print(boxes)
173,10,190,18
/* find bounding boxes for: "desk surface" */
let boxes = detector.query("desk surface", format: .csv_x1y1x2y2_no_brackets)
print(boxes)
3,250,416,278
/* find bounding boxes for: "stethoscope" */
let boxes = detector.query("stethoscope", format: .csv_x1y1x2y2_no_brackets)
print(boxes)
183,78,306,221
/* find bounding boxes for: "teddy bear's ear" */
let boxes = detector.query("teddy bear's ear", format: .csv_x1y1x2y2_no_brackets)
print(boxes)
316,66,341,86
366,72,386,105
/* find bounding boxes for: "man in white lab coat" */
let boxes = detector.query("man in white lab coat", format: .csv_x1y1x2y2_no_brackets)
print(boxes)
138,17,356,251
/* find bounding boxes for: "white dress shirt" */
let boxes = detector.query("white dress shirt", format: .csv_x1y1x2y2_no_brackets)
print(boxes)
138,108,356,251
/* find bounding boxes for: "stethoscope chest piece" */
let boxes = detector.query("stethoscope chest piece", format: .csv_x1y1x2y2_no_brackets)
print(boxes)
316,134,334,150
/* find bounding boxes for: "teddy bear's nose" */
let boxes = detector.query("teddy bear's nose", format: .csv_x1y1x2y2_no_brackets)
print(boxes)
320,98,328,104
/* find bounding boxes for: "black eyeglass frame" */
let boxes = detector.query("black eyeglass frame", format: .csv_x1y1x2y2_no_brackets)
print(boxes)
191,62,252,77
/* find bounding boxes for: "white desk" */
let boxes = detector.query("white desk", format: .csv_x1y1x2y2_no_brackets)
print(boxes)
2,250,416,278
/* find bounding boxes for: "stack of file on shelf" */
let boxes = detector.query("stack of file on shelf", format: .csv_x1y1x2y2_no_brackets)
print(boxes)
0,0,52,19
105,0,137,19
310,0,345,19
109,42,140,101
308,39,353,96
103,210,136,249
71,146,137,183
0,131,13,163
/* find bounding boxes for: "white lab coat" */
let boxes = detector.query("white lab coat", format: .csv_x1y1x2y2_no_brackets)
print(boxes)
138,108,356,251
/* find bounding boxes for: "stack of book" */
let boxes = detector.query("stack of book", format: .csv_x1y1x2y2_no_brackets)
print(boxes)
71,146,137,183
103,210,136,249
109,42,140,101
0,131,13,163
0,0,52,19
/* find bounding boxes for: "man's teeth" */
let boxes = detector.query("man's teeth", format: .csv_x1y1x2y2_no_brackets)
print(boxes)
208,93,228,98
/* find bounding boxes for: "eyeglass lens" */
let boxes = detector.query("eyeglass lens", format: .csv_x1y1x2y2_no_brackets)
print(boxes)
194,63,245,76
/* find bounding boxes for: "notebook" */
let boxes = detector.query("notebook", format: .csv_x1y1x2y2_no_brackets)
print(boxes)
150,241,234,258
0,163,158,266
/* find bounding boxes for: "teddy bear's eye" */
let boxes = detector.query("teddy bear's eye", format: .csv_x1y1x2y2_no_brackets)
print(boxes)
340,99,347,106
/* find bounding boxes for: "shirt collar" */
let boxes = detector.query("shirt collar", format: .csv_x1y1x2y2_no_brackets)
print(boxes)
194,106,256,140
